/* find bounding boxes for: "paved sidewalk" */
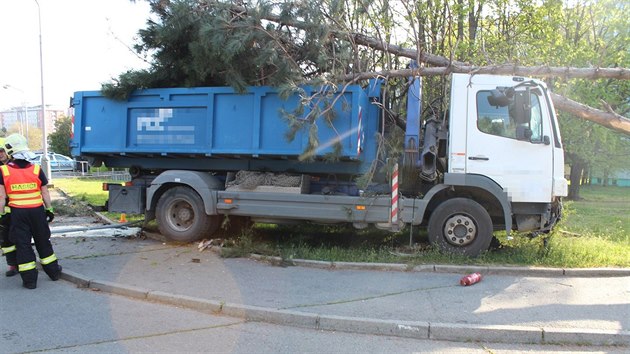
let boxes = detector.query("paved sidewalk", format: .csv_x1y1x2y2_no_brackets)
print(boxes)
38,188,630,347
45,232,629,347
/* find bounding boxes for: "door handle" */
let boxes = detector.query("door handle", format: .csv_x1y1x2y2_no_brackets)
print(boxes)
468,156,489,161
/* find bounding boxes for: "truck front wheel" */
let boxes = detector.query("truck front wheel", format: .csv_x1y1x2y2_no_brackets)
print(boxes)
428,198,493,257
156,186,219,243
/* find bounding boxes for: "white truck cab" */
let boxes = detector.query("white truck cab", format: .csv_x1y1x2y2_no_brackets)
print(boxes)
448,73,568,204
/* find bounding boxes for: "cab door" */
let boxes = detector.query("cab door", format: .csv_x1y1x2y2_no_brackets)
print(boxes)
464,75,554,203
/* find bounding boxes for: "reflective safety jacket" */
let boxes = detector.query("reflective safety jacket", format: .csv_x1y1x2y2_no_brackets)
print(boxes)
0,164,43,208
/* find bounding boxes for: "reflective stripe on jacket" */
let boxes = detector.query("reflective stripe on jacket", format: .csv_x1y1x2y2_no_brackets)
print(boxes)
0,164,43,208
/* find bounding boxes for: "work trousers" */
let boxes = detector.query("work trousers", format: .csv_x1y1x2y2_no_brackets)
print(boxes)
0,216,16,267
9,206,58,284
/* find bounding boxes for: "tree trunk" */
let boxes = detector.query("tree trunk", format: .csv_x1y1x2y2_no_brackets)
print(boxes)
550,93,630,136
469,1,482,42
457,0,465,42
568,161,584,200
339,67,630,135
581,165,589,185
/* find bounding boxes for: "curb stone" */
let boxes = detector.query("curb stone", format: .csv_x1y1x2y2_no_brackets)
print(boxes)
249,254,630,277
60,269,630,346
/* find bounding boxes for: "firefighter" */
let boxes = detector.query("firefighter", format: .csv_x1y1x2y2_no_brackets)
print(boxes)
0,133,61,289
0,138,17,277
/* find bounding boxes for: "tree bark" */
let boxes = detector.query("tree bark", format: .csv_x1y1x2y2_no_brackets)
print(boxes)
340,65,630,82
339,68,630,135
549,93,630,135
339,33,630,80
568,161,584,200
582,166,590,185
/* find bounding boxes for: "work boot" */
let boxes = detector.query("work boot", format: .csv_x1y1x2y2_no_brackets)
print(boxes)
21,269,38,289
5,265,18,277
23,281,37,289
45,264,62,281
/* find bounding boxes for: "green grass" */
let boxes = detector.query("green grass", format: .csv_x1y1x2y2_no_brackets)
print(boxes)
51,178,144,223
52,178,630,268
52,178,109,206
223,186,630,268
560,186,629,242
537,185,630,267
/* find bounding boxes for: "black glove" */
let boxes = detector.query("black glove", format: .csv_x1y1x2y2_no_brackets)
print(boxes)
45,208,55,223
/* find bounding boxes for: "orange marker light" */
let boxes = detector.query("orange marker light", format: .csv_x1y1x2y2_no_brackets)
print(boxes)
355,205,366,210
223,199,233,204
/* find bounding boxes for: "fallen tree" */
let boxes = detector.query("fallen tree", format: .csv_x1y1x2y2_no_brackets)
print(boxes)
550,92,630,135
339,65,630,81
336,66,630,136
340,33,630,80
231,3,630,135
122,1,630,135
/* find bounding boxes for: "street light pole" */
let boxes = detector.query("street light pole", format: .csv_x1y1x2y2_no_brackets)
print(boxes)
34,0,51,180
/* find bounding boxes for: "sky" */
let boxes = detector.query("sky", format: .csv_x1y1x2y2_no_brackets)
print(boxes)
0,0,152,111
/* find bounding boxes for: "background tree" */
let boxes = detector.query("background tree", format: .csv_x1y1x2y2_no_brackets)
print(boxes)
26,127,43,152
48,115,72,156
536,0,629,199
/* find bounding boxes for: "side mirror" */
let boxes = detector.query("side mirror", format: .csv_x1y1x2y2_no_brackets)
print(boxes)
487,87,515,107
511,90,531,125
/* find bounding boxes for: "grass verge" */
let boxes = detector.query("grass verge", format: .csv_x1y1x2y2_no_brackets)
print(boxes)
51,178,144,223
51,178,629,268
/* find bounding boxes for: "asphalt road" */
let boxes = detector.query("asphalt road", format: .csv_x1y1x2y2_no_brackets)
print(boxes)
1,273,626,354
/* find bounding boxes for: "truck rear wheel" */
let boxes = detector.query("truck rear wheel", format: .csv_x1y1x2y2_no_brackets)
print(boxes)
156,186,219,243
428,198,493,257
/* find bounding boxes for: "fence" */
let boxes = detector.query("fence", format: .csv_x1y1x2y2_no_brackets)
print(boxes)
53,167,131,182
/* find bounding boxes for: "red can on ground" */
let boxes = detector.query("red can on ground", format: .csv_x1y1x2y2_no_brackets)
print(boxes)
460,272,483,286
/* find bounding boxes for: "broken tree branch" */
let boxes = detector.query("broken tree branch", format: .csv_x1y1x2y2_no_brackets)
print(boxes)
335,67,630,135
339,65,630,80
550,92,630,135
339,68,630,135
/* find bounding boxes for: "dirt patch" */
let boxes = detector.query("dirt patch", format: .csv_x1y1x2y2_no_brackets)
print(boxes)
50,188,98,218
